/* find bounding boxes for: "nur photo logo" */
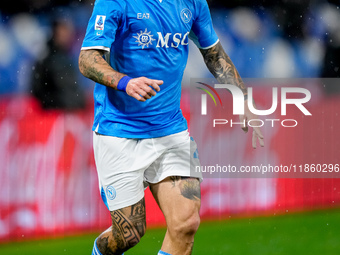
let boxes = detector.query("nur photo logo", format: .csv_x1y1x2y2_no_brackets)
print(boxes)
196,82,223,115
196,82,312,128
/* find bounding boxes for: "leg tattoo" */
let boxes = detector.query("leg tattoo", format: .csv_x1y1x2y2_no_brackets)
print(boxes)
170,176,201,201
97,198,146,254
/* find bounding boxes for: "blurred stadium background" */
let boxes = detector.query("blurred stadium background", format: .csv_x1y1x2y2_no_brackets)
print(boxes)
1,0,340,254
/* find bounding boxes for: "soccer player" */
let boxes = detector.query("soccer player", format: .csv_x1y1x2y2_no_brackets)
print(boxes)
79,0,264,254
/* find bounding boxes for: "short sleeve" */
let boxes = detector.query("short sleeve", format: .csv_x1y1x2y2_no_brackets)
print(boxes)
81,0,124,51
189,0,219,49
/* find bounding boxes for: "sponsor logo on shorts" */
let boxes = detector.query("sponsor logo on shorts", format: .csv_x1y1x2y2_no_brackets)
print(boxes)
106,186,116,200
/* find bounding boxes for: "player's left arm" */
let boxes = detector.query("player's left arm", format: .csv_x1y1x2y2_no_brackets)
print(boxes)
199,42,264,148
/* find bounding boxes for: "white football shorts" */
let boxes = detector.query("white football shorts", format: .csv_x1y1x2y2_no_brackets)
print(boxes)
93,130,202,211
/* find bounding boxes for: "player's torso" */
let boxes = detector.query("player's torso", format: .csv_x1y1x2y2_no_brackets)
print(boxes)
92,0,199,137
111,0,196,79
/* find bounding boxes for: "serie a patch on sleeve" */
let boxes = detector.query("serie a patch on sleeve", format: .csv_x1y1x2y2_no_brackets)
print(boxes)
95,15,106,36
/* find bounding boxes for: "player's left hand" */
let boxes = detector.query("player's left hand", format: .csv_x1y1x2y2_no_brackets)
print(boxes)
239,100,264,149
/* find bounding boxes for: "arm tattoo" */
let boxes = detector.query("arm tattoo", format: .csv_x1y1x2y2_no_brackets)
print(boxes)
200,42,247,95
78,49,125,89
97,198,146,254
170,176,201,201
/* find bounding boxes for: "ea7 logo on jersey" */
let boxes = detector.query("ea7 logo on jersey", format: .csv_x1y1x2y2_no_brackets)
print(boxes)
95,15,106,36
137,13,150,19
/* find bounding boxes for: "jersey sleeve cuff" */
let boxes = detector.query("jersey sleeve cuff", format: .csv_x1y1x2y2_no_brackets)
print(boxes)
198,39,219,50
81,46,111,52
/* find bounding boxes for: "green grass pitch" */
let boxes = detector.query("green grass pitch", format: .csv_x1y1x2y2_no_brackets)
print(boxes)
1,209,340,254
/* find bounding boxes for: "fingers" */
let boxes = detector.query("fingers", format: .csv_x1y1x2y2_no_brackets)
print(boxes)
146,78,163,92
252,128,265,149
259,136,265,147
239,115,248,133
253,126,264,140
241,111,264,148
131,92,146,102
125,77,163,102
252,130,258,149
240,116,264,149
136,88,150,100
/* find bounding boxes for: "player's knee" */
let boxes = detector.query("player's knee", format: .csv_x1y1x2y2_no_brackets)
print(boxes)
170,211,200,238
97,216,146,254
183,213,200,236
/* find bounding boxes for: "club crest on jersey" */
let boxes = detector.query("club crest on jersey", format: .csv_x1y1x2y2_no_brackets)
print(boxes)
133,28,156,49
95,15,106,36
180,8,192,23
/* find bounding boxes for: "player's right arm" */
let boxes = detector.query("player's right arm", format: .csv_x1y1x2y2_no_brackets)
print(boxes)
78,49,162,102
79,0,162,102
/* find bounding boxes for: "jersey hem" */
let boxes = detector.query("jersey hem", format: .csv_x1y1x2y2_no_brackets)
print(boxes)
92,125,188,139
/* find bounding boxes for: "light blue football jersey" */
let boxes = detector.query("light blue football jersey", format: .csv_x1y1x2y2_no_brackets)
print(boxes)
81,0,219,138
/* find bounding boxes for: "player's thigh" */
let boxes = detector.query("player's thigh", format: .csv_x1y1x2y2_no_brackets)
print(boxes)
144,130,202,184
93,132,151,251
146,131,202,232
93,132,148,211
149,176,201,233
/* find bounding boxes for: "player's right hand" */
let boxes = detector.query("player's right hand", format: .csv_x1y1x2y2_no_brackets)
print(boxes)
126,77,163,102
